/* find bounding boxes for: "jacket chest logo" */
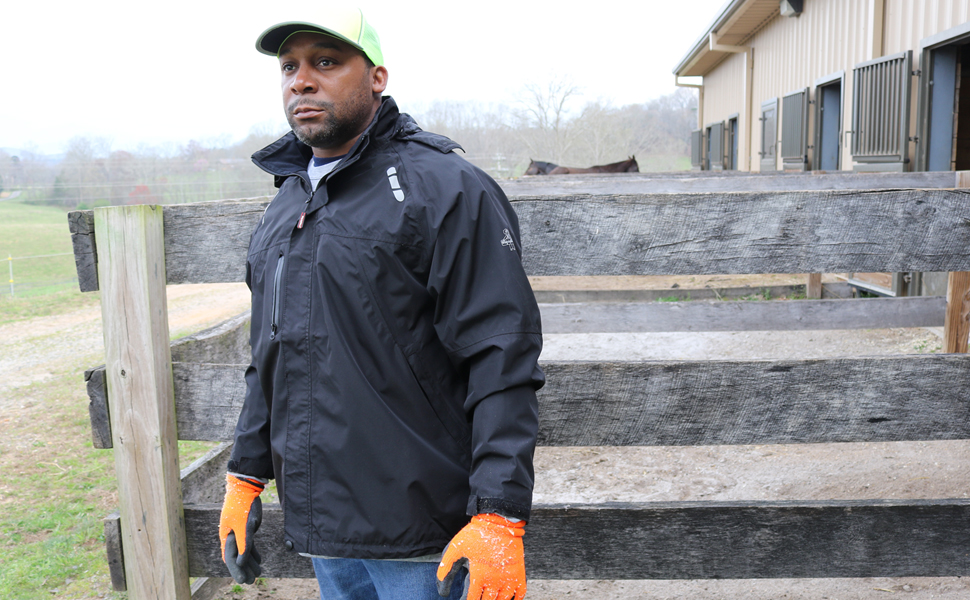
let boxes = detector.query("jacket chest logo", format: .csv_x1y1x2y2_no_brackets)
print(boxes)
501,229,516,251
386,167,405,202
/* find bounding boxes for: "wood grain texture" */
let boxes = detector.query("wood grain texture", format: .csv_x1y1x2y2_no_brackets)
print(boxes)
500,170,964,196
86,355,970,446
944,272,970,353
84,366,111,449
95,205,191,599
180,443,233,504
163,199,270,285
169,311,251,365
806,273,823,299
68,210,99,292
67,187,970,288
171,363,249,442
512,189,970,276
177,499,970,579
537,356,970,446
190,578,232,600
105,443,233,594
540,296,945,333
532,283,812,304
104,511,126,591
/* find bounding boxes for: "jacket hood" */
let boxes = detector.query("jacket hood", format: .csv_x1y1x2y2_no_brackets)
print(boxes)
251,96,461,183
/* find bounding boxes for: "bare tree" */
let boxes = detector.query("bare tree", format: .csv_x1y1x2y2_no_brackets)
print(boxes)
514,77,582,163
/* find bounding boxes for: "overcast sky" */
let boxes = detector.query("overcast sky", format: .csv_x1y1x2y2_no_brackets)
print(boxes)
1,0,725,155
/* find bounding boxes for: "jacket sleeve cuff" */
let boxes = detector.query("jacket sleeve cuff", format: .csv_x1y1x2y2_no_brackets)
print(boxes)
467,495,531,522
227,458,275,480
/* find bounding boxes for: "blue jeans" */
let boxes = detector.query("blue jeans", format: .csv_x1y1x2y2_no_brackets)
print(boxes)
312,557,465,600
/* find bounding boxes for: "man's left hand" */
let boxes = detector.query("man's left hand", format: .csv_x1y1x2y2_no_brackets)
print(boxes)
436,513,526,600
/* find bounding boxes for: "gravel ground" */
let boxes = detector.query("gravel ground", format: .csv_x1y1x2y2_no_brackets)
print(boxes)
3,280,967,600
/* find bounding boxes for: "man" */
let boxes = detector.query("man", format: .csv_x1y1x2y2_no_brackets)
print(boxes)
218,8,544,600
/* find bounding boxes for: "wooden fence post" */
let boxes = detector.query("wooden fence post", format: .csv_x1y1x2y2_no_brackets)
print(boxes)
806,273,822,299
95,205,191,599
943,172,970,353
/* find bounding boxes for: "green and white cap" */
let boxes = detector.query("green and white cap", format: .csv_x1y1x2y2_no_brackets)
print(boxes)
255,7,383,66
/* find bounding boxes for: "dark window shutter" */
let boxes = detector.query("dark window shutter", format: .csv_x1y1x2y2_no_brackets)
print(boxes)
851,50,913,168
781,88,810,170
691,129,704,169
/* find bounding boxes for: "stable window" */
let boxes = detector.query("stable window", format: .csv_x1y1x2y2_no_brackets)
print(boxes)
781,88,810,170
760,98,779,171
850,51,913,171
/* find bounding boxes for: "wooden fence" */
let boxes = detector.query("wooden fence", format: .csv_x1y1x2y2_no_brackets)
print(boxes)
70,170,970,599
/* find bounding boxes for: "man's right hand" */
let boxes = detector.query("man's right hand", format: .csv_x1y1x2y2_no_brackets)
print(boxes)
219,473,265,584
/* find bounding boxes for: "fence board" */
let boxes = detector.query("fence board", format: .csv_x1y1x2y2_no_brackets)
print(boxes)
85,355,970,448
175,499,970,579
515,189,970,276
68,210,98,293
68,188,970,291
84,366,110,449
540,296,945,333
499,170,968,196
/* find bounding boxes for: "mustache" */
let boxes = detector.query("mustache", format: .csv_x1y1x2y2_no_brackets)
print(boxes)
287,99,334,114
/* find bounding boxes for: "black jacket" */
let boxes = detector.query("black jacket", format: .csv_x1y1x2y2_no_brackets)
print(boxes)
229,97,544,559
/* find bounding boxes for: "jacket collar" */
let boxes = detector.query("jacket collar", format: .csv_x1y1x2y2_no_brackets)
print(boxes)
251,96,402,180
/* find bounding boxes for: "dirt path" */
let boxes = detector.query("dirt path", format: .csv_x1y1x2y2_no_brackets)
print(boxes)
0,283,251,399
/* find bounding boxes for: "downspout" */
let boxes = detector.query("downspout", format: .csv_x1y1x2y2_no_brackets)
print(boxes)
674,74,704,131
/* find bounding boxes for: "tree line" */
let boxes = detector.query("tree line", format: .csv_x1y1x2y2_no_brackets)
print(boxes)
0,88,697,209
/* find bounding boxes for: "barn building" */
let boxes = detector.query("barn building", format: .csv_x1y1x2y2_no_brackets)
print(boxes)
675,0,970,174
674,0,970,296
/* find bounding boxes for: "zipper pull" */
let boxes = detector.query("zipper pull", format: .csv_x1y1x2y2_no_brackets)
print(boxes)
297,194,311,229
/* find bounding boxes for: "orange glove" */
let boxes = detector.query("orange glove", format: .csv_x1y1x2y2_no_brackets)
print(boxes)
436,513,527,600
219,474,264,584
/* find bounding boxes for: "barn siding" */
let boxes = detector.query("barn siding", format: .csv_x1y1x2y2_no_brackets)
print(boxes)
692,0,970,172
702,52,748,168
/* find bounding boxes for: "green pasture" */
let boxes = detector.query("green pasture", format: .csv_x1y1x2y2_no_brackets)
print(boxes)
0,355,222,599
0,201,81,301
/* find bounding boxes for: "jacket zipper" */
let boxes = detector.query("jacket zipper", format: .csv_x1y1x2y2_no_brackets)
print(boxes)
294,137,370,230
269,251,284,340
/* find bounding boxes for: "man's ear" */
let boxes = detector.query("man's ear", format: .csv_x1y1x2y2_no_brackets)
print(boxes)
371,66,388,94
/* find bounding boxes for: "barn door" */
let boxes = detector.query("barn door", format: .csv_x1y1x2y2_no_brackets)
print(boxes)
814,73,844,171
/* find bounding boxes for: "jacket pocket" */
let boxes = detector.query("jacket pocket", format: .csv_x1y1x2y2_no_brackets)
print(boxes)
269,251,285,340
403,343,472,453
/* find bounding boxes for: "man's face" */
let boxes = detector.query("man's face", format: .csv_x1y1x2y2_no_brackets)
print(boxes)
279,32,387,154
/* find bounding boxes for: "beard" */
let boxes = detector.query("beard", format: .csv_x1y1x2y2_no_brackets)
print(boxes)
286,88,374,150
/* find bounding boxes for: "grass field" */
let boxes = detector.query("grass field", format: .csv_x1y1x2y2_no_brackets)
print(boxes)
0,354,220,599
0,201,80,299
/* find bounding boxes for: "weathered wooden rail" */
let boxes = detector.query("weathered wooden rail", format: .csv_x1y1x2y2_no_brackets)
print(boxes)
71,171,970,599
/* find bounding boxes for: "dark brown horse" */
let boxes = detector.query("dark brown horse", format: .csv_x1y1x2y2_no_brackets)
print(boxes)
524,159,559,175
548,156,639,175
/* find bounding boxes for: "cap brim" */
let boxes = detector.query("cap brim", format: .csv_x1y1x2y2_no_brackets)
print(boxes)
255,22,363,56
